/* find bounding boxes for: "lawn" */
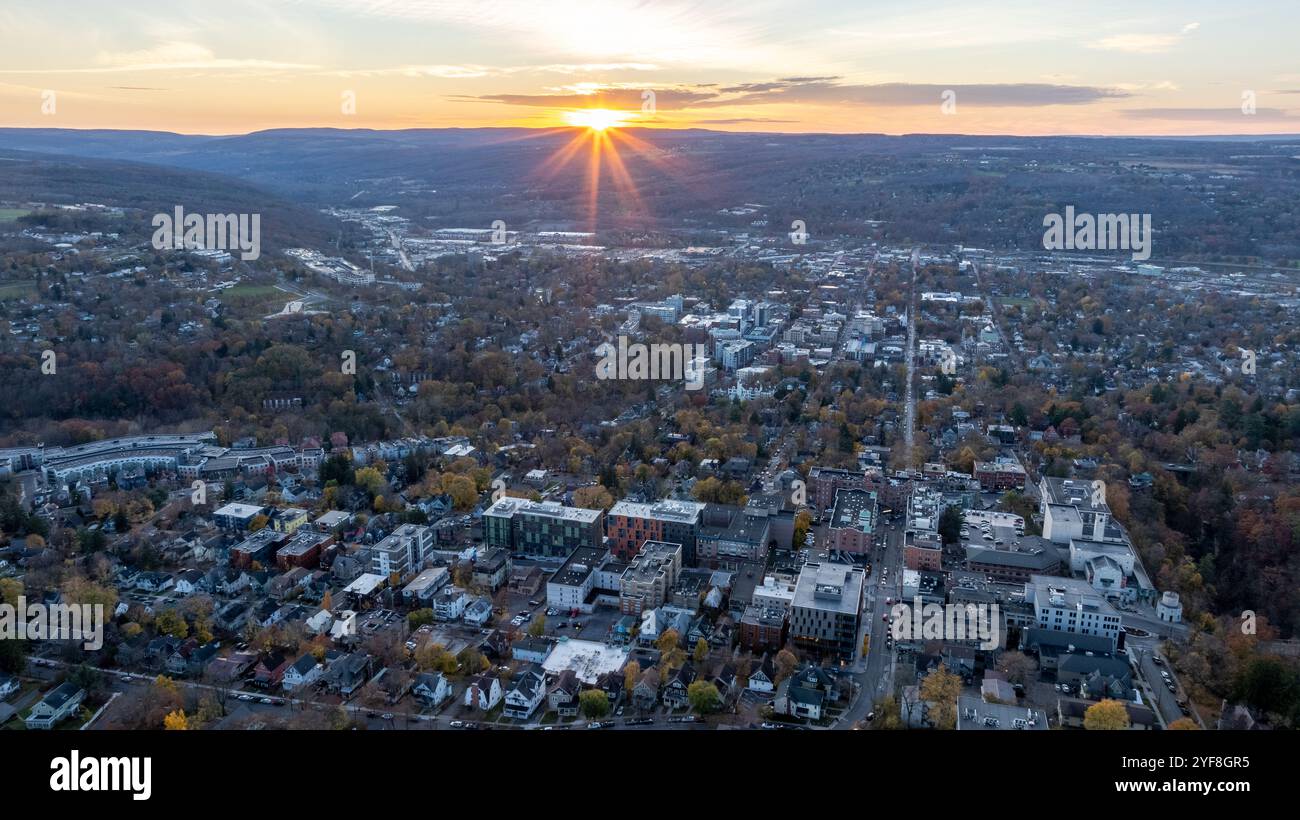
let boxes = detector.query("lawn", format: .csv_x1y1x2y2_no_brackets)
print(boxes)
0,281,37,301
0,208,31,223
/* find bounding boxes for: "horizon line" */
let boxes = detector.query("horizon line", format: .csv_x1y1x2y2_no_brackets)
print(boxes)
4,125,1300,142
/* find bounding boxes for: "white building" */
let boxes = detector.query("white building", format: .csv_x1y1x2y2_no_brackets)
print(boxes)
1025,575,1123,649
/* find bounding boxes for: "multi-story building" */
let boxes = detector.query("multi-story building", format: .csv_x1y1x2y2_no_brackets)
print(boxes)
213,502,267,532
807,467,866,511
827,488,877,555
1038,476,1124,545
471,547,512,592
738,604,787,652
789,562,865,664
546,546,607,613
1024,575,1123,650
973,458,1027,492
619,541,682,615
696,504,772,571
483,498,604,558
903,531,943,571
606,499,706,563
368,524,433,583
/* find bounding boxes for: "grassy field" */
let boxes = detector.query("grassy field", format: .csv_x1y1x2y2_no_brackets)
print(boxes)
0,208,31,222
224,284,283,299
0,280,37,300
222,283,290,318
998,297,1036,308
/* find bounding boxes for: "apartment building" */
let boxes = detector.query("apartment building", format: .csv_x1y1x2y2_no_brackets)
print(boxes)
483,497,604,558
619,541,683,615
368,523,433,583
789,562,865,664
606,499,706,563
827,488,877,555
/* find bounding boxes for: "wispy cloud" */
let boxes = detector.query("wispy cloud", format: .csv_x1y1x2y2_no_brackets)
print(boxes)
466,78,1131,111
1090,21,1200,54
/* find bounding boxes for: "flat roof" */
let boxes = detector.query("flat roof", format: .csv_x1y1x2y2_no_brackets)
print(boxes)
541,638,630,684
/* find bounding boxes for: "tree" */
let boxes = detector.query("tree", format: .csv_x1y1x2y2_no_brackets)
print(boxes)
579,689,610,719
1167,717,1200,730
938,505,963,545
693,638,709,664
872,695,905,730
687,680,721,714
248,514,270,533
0,577,22,607
624,660,641,693
163,709,189,730
528,614,546,638
918,664,961,729
994,650,1037,685
407,608,435,629
155,608,189,639
774,648,798,683
792,510,811,548
1083,698,1131,730
573,485,614,511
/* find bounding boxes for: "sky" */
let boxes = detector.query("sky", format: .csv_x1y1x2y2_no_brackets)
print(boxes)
1,0,1298,136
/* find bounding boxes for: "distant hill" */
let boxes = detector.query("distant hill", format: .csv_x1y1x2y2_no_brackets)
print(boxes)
2,127,1299,259
0,148,342,252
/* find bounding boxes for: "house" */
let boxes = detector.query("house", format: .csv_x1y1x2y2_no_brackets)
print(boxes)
1057,697,1156,730
662,662,697,708
204,650,258,683
283,653,323,691
747,654,777,694
135,571,174,594
253,652,292,688
26,682,85,729
632,669,660,711
464,674,503,711
324,652,372,697
173,569,205,595
166,640,220,677
773,676,824,721
433,587,469,621
713,665,738,701
463,598,493,627
512,637,555,664
147,635,183,667
413,672,452,707
597,671,625,709
504,665,547,720
548,670,581,717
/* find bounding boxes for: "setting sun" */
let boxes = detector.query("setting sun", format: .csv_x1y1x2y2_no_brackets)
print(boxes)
563,108,632,131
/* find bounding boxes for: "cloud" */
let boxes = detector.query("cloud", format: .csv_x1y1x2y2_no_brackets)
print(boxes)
0,41,317,74
1119,107,1296,122
465,78,1130,111
1089,22,1200,54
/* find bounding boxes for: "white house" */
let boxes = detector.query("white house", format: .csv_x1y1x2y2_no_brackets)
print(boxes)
413,672,452,707
434,587,469,621
282,653,323,691
26,682,84,729
503,666,547,720
464,675,502,711
747,655,776,694
463,598,492,627
173,569,204,595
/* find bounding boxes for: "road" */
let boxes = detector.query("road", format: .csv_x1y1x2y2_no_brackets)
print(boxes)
902,248,918,464
836,513,905,727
